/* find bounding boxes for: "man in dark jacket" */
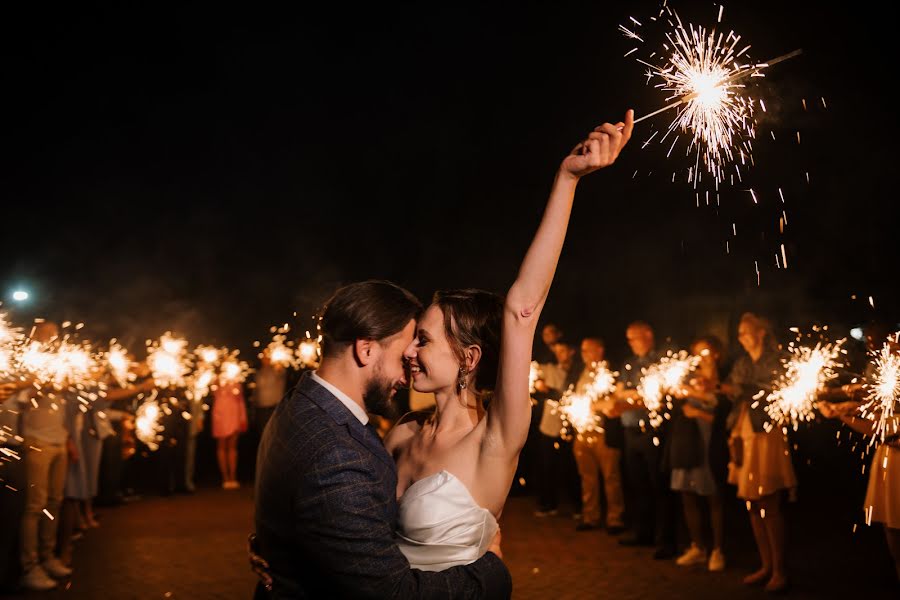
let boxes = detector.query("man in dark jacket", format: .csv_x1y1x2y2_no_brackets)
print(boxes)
253,281,511,598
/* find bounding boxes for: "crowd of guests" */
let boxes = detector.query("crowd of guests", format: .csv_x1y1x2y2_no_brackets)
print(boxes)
3,312,898,594
521,314,899,593
0,320,292,593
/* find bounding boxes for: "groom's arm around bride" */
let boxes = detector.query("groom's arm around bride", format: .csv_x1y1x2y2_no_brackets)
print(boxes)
253,281,511,599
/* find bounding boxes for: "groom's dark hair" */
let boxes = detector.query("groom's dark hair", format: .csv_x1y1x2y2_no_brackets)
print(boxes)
319,280,423,359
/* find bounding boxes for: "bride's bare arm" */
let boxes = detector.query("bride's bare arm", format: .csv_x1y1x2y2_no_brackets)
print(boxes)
484,110,633,456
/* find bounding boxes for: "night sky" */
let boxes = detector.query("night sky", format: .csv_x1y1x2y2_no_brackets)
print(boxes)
4,1,898,363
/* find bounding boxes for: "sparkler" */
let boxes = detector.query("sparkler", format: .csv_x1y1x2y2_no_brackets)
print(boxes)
638,351,700,428
106,342,135,388
262,332,300,369
219,350,251,386
858,334,900,446
766,336,845,430
297,331,321,369
135,398,162,451
146,334,192,388
558,392,601,438
621,5,801,187
558,361,620,438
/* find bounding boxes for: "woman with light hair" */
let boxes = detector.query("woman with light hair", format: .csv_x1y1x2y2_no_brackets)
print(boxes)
722,312,795,593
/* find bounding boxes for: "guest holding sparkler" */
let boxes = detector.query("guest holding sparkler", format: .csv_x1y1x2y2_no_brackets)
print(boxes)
667,337,731,572
572,337,626,533
819,325,900,585
610,321,676,559
17,321,74,591
213,368,248,490
533,341,583,517
723,312,795,593
0,381,28,592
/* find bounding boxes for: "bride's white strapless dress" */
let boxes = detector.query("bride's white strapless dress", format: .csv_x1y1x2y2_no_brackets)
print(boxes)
396,470,499,572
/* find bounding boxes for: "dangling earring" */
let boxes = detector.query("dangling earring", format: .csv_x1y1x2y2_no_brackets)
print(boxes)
457,366,468,391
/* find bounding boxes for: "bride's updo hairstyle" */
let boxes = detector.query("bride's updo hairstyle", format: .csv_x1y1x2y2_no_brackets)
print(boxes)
432,289,504,394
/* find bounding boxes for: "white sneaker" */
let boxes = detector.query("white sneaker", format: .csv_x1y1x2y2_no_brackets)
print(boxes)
708,548,726,572
675,544,708,567
22,566,57,591
42,557,73,578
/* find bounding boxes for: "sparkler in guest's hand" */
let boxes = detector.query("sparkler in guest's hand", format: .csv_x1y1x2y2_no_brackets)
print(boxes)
297,331,321,369
262,332,299,369
558,361,619,438
638,351,701,428
219,350,251,386
558,392,601,438
135,398,162,451
767,335,845,430
106,342,135,388
188,345,223,400
146,333,192,388
858,333,900,446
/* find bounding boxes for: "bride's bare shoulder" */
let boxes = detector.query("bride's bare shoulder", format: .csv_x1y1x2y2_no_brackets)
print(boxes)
384,411,431,453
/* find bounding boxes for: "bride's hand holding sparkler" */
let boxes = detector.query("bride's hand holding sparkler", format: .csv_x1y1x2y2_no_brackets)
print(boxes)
560,110,633,180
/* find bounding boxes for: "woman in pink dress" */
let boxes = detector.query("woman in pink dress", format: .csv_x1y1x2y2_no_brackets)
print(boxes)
212,377,247,489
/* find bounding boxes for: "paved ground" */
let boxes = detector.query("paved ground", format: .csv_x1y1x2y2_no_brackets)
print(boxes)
4,485,898,599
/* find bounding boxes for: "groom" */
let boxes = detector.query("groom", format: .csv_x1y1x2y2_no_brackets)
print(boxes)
253,280,511,598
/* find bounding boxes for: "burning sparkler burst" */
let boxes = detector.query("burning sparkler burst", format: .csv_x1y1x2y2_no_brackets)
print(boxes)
17,337,98,389
196,346,221,366
135,399,162,450
263,333,300,369
638,351,701,428
0,312,24,347
557,361,620,438
297,332,321,369
858,334,900,446
106,343,134,388
219,350,251,386
558,392,601,438
586,361,618,398
621,5,799,189
766,337,845,430
146,334,192,388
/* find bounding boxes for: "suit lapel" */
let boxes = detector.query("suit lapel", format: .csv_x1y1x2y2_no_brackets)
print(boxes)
296,373,397,473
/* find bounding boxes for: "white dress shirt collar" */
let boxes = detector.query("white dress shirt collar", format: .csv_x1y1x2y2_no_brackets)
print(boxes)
311,372,369,425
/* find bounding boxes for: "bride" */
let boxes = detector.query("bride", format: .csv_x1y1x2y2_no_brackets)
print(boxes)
386,110,633,571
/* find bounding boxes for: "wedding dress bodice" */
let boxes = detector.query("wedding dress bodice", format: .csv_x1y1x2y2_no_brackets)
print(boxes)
396,470,499,571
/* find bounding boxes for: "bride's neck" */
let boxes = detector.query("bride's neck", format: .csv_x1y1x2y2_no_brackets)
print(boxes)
430,388,484,434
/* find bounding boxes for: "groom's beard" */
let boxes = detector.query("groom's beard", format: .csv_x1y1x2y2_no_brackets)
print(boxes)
363,362,398,418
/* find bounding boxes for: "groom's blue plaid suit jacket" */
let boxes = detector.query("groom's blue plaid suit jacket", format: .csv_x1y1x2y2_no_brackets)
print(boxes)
254,373,511,599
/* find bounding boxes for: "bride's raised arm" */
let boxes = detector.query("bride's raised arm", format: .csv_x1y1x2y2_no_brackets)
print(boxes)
485,110,633,456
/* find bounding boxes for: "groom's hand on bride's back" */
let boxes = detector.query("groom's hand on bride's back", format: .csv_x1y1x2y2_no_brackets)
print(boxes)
560,109,634,180
488,528,503,560
247,533,273,592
